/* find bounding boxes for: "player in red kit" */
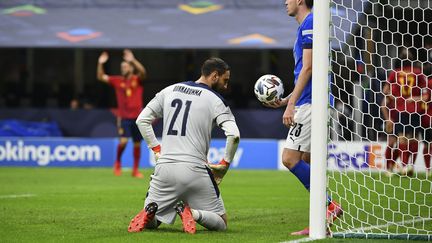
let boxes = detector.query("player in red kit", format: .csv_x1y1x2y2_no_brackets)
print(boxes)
420,78,432,178
381,50,428,176
97,49,147,178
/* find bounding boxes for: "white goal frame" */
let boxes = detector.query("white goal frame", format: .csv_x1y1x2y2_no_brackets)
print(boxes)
310,0,331,239
311,0,432,241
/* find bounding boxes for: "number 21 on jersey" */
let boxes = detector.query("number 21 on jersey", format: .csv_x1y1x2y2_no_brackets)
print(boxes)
167,98,192,136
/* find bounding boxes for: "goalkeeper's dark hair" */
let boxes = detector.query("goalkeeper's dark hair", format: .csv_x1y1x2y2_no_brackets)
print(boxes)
201,57,230,77
305,0,313,9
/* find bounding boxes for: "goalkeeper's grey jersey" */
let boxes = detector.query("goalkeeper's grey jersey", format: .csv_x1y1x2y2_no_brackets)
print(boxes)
147,81,236,165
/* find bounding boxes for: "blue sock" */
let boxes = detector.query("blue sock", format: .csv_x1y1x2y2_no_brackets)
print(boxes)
290,161,334,203
289,160,310,191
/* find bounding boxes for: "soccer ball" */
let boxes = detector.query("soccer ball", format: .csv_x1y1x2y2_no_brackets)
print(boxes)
254,74,284,104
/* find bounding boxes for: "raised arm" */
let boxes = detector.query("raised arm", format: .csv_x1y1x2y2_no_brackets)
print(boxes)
124,49,147,80
97,51,109,83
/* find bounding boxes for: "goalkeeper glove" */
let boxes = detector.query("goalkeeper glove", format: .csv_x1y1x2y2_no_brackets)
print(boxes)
151,145,161,161
208,159,230,185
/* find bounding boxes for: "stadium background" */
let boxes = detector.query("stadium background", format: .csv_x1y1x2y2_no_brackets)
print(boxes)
0,0,430,170
0,1,431,241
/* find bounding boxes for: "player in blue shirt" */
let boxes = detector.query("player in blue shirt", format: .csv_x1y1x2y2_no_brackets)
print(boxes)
268,0,342,235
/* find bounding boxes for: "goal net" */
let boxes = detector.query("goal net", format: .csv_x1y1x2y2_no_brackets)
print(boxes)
327,0,432,240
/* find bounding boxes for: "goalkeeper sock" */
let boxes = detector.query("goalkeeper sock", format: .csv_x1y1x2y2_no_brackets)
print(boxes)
290,160,310,191
191,209,226,231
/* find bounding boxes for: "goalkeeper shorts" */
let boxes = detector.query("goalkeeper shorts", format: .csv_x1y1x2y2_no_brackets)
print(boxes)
143,162,226,225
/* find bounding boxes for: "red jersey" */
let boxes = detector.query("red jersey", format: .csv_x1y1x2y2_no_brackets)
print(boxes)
387,66,427,113
109,75,143,119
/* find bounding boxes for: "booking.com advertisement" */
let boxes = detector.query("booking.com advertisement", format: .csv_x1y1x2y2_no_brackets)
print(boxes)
0,138,116,167
0,138,279,169
0,138,428,171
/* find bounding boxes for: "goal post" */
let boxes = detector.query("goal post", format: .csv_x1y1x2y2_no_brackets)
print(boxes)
316,0,432,240
310,0,331,239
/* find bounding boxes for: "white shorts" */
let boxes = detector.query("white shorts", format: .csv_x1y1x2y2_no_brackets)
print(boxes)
144,163,225,225
285,103,311,152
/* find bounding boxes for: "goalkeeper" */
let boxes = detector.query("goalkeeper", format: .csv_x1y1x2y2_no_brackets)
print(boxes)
128,58,240,234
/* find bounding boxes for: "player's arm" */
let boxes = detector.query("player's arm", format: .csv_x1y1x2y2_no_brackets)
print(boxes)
136,91,165,159
264,92,291,108
124,49,147,80
97,51,109,83
221,121,240,165
208,120,240,185
136,106,161,159
283,48,312,127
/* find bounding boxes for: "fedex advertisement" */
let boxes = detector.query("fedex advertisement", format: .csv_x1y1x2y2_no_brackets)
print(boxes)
327,142,386,171
278,141,429,172
325,141,428,172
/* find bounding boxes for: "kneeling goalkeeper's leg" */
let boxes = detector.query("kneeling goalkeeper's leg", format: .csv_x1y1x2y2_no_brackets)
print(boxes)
191,209,227,231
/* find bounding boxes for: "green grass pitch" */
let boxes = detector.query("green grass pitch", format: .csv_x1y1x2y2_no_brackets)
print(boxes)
0,167,429,242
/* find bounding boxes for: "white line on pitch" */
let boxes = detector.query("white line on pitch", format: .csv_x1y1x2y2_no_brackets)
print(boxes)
0,194,36,199
280,218,432,243
280,237,317,243
341,217,432,233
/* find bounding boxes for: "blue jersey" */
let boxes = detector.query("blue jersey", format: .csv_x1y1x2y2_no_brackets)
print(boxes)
293,13,313,106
